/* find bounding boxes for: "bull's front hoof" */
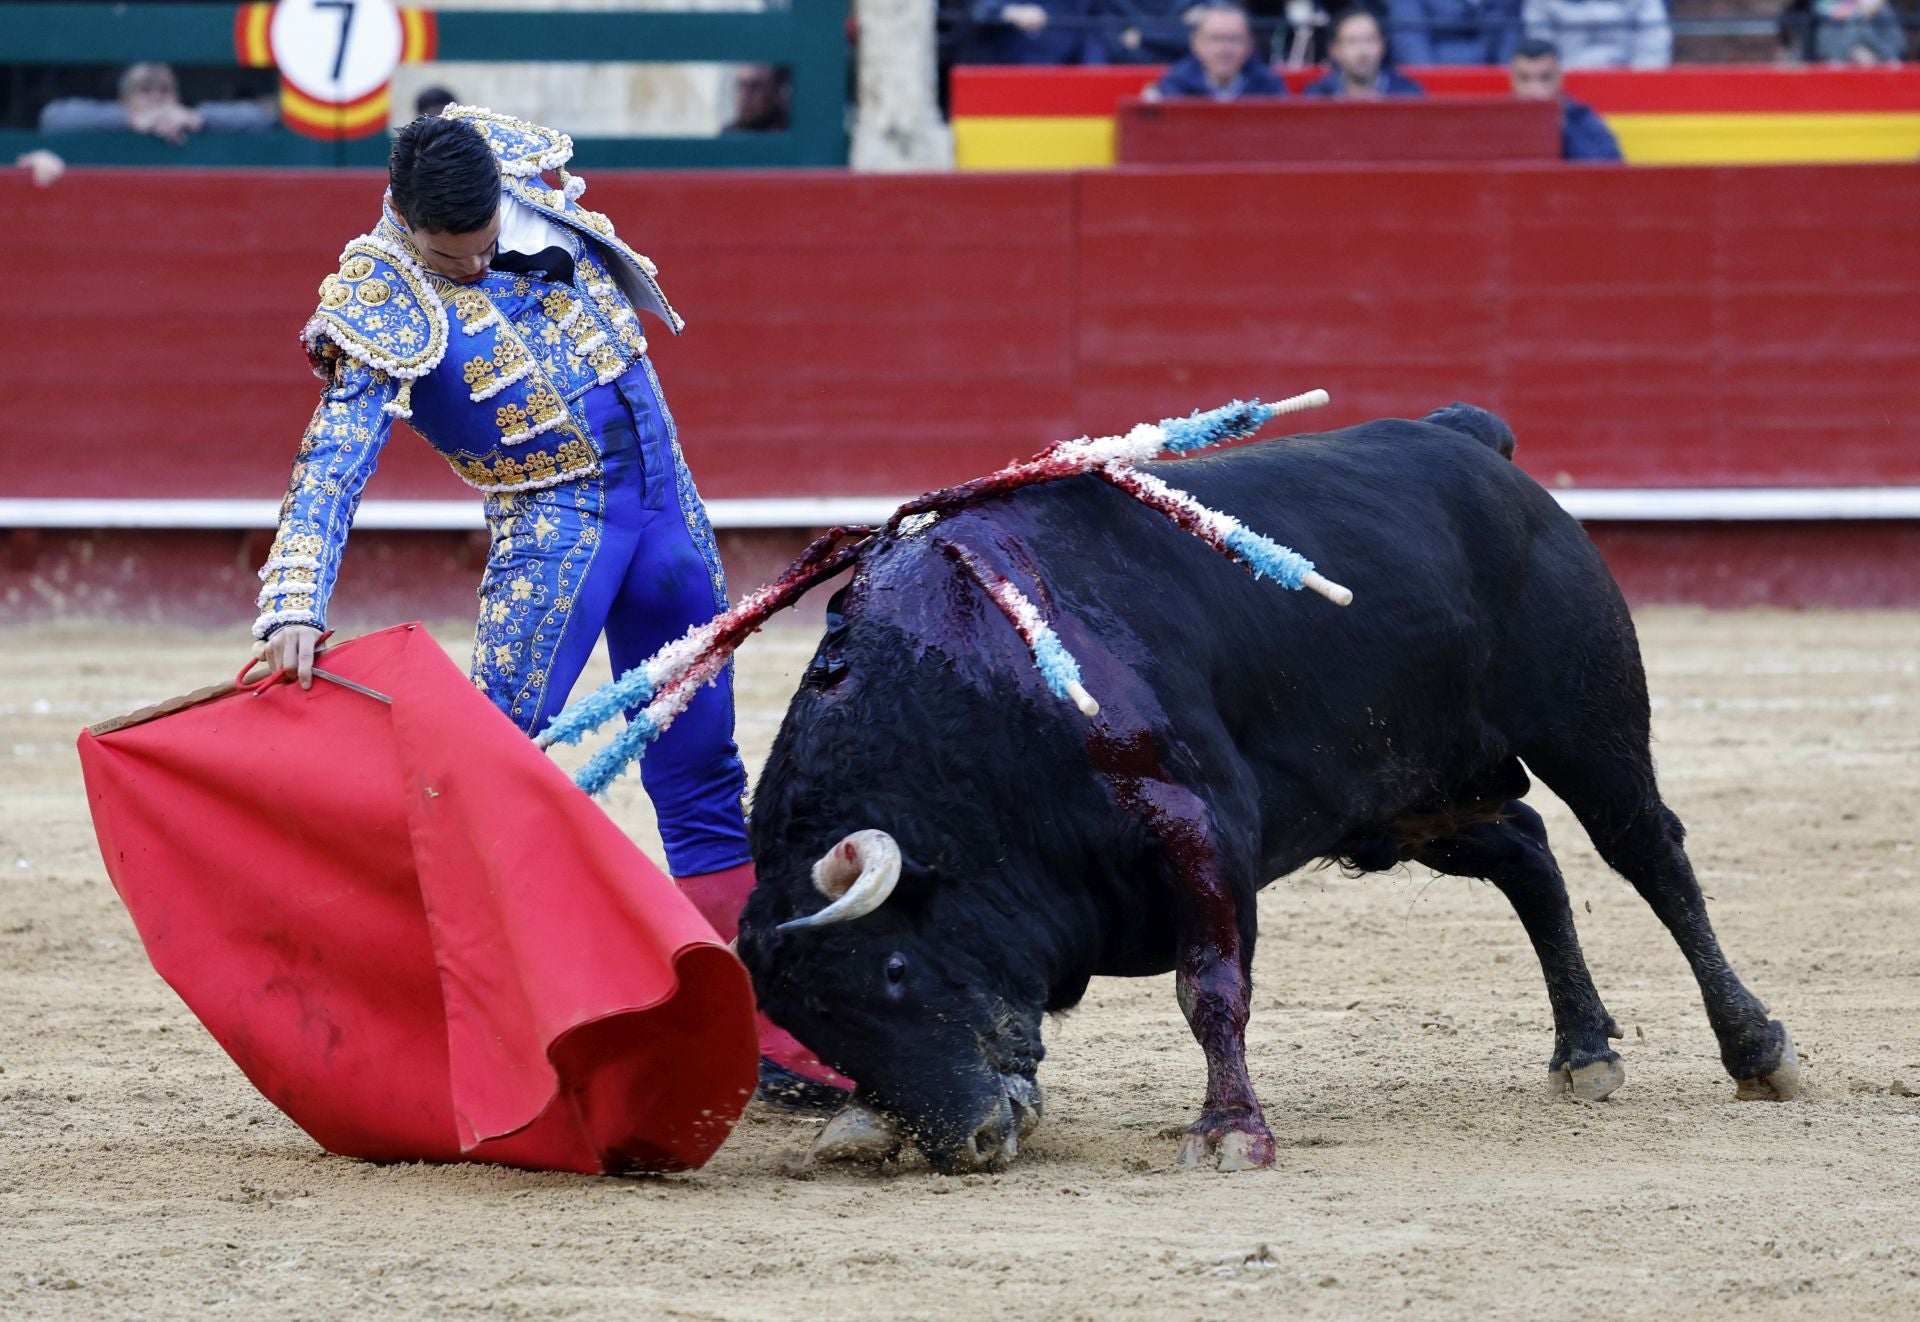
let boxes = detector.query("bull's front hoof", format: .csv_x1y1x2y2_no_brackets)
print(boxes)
1549,1053,1626,1102
1734,1023,1801,1102
1175,1114,1276,1172
807,1102,902,1166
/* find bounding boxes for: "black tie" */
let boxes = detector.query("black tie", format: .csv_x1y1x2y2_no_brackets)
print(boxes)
490,245,575,287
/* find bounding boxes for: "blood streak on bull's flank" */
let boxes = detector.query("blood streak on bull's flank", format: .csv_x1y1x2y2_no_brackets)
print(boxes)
936,539,1100,717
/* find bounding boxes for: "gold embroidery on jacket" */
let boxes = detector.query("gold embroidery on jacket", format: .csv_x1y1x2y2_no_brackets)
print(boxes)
452,437,598,490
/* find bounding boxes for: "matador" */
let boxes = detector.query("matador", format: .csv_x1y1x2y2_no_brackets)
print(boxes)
252,106,844,1108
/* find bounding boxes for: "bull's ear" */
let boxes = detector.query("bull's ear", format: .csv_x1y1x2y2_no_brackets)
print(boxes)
862,853,944,921
733,901,769,961
734,884,797,961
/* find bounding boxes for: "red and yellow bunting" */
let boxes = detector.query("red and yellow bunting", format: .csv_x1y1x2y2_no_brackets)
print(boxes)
280,82,392,139
233,2,274,68
400,7,439,63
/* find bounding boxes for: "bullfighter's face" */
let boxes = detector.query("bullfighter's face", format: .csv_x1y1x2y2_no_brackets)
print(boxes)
401,206,502,284
737,832,1047,1172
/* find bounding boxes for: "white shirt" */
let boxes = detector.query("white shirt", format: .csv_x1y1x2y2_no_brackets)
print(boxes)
497,191,579,261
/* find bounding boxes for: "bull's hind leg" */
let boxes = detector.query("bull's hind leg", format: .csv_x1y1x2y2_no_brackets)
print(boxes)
1416,802,1625,1099
1530,753,1800,1100
1584,797,1798,1099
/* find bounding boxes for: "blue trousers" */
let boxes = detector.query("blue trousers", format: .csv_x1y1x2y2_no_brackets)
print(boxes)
469,361,749,877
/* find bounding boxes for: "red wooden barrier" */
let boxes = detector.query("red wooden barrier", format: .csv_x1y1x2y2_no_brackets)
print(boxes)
635,172,1079,499
1074,164,1920,487
1116,98,1562,165
1,169,1079,504
4,162,1918,507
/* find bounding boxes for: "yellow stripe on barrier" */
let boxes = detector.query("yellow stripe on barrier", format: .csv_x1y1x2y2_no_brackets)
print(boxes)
1603,113,1920,164
953,116,1115,171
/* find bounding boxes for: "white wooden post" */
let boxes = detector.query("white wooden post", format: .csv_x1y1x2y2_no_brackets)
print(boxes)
850,0,954,171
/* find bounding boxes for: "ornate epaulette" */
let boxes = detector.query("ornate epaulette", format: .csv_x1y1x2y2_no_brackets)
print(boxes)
443,103,580,189
444,102,684,335
302,234,449,419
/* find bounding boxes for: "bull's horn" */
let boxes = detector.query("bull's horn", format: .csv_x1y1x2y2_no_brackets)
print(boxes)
778,830,902,931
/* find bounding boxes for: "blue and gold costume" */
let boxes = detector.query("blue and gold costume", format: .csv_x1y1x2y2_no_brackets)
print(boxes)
254,105,747,877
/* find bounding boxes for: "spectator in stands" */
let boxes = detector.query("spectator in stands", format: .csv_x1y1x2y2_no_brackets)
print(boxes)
1510,36,1622,160
416,86,459,118
1149,2,1288,97
1812,0,1906,64
1390,0,1523,64
1303,8,1426,96
1281,0,1402,67
1522,0,1672,68
38,62,275,143
1776,0,1820,61
964,0,1109,64
724,65,792,132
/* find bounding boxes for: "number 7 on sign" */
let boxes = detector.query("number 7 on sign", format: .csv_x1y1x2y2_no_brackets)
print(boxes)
317,0,357,83
267,0,405,109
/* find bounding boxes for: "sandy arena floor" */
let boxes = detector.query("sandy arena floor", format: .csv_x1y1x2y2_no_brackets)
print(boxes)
2,610,1917,1319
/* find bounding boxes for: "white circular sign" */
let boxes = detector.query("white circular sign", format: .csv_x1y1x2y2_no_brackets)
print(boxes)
270,0,404,104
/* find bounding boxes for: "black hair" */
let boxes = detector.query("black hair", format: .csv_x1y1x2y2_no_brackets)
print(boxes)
414,86,458,117
1329,5,1382,39
1514,37,1561,61
388,116,499,235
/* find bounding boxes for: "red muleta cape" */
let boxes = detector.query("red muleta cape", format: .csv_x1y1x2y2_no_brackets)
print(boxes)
76,623,758,1175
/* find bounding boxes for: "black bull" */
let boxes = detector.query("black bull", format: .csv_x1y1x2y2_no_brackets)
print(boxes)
737,407,1799,1172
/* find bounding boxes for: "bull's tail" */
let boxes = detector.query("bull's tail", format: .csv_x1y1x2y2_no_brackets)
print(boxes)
1421,402,1516,461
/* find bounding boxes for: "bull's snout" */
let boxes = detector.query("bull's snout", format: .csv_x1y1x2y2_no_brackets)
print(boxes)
938,1075,1044,1173
950,1094,1019,1172
807,1075,1045,1173
1005,1072,1044,1137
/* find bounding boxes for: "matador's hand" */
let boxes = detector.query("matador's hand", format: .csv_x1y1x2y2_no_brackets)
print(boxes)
260,624,323,690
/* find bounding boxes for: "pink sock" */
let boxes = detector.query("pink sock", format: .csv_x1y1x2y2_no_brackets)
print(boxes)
676,861,850,1089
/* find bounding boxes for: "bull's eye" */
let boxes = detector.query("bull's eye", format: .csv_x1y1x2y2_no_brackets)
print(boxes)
803,650,849,690
884,953,908,986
